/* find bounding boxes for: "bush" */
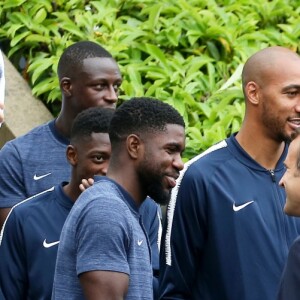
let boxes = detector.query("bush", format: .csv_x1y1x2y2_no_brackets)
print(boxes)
1,0,300,160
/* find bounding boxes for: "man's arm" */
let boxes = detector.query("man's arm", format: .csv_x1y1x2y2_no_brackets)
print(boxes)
80,270,129,300
159,168,206,299
52,192,134,298
0,209,27,299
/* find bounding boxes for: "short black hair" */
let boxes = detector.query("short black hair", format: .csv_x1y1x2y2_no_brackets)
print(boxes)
58,41,113,79
109,97,185,147
70,107,114,143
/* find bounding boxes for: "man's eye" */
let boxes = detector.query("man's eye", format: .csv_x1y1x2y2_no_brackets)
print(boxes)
287,91,298,96
95,84,105,90
113,84,120,92
166,147,177,154
94,155,104,162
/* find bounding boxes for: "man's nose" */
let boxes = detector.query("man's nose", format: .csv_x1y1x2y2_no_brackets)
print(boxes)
104,85,118,104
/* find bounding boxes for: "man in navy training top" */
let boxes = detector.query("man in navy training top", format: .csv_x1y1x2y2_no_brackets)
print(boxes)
0,40,122,228
159,46,300,300
0,107,114,299
277,127,300,300
52,97,186,299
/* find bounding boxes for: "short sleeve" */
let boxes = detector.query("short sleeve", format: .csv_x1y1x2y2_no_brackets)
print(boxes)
75,198,133,276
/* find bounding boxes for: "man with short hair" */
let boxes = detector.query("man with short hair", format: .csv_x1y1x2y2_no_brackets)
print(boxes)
52,97,186,299
0,107,114,299
0,41,122,228
159,46,300,300
277,127,300,300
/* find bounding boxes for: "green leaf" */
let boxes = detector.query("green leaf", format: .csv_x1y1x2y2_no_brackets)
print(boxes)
145,44,169,70
34,8,48,23
25,34,51,45
29,58,54,84
3,0,27,9
6,24,24,38
219,64,243,91
10,31,30,47
32,77,57,96
206,41,220,60
144,4,163,29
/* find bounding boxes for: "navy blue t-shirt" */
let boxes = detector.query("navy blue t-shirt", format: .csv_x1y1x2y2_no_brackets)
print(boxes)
0,181,161,299
0,120,70,208
0,183,73,299
52,177,153,299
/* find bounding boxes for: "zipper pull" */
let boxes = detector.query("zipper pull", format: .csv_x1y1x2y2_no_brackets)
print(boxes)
269,169,276,182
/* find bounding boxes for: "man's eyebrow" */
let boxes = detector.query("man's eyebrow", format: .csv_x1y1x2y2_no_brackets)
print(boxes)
165,142,185,151
282,84,300,92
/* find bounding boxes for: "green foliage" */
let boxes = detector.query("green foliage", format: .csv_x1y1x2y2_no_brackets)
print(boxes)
1,0,300,159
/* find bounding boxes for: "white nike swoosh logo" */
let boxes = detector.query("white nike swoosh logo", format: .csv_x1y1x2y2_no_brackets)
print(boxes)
233,201,254,212
34,172,51,180
137,240,143,246
43,239,60,248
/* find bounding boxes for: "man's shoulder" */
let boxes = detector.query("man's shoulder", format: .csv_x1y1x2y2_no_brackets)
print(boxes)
73,180,127,213
184,139,231,173
90,178,126,199
10,187,55,218
3,122,53,150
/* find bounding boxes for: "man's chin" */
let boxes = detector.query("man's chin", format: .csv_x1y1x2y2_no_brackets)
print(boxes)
284,203,300,217
151,191,171,206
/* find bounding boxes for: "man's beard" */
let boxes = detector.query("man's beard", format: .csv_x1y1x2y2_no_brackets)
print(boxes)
146,179,171,206
138,161,171,206
262,102,293,143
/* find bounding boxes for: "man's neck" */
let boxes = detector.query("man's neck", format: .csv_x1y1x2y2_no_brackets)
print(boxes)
54,115,73,139
107,168,145,207
62,182,81,203
235,129,285,170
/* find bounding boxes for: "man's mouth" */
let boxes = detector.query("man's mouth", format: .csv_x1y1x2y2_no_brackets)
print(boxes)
165,175,179,188
288,118,300,128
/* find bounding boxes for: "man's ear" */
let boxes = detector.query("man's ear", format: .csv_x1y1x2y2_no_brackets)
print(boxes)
66,145,77,166
60,77,72,97
126,134,142,159
245,81,260,105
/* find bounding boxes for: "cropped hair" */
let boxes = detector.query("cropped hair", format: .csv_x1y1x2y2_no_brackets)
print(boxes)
109,97,185,147
57,41,112,79
70,107,114,144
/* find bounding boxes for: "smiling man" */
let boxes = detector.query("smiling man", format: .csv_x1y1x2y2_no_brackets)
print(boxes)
52,97,185,299
277,127,300,300
0,41,122,229
0,107,114,299
159,46,300,300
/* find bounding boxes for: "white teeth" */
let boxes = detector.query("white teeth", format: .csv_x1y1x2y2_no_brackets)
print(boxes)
289,119,300,125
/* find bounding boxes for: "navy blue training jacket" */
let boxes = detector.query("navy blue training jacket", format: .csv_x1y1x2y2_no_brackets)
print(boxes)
159,134,300,300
